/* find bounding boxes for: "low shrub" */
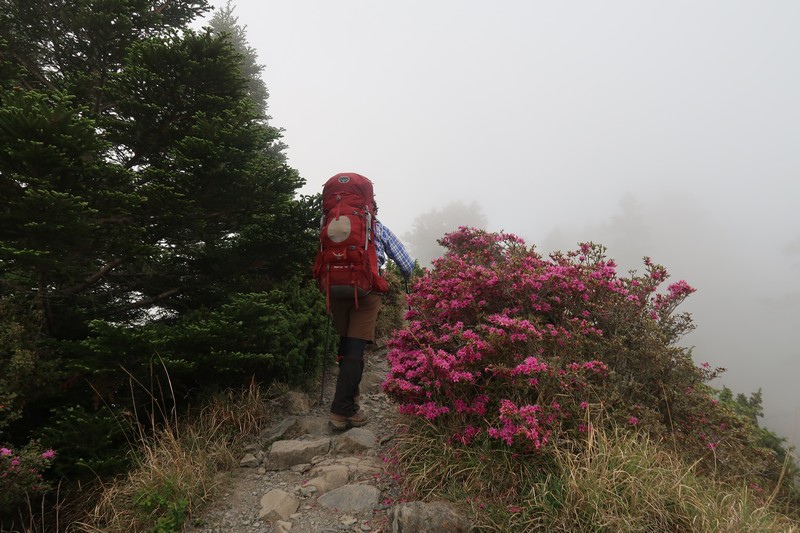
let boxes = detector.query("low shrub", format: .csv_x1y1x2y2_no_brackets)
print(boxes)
375,264,412,341
0,442,56,515
384,227,793,501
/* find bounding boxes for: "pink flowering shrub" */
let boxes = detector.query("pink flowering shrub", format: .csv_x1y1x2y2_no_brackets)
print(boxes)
0,442,55,513
384,227,784,489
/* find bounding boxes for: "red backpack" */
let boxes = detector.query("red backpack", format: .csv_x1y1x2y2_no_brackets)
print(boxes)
313,173,388,311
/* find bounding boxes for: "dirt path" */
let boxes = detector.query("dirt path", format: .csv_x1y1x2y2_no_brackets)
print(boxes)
186,345,405,533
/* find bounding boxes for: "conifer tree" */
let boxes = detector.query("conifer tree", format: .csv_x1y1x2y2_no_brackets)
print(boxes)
207,0,288,160
0,0,324,481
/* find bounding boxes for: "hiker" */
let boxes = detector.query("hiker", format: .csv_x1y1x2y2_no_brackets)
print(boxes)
313,173,415,430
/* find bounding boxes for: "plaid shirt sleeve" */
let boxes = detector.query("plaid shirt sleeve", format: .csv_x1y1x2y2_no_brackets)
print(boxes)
374,220,415,278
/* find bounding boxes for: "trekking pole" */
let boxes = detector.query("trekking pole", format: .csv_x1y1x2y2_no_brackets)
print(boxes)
320,314,332,405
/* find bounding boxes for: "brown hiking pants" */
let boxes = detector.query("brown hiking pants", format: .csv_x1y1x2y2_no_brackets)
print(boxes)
329,293,382,417
329,292,382,342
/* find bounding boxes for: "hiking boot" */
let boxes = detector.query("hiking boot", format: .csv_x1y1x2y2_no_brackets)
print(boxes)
347,410,368,427
329,411,368,430
329,413,348,430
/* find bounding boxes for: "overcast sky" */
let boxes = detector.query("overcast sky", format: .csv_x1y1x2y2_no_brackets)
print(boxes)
199,1,799,442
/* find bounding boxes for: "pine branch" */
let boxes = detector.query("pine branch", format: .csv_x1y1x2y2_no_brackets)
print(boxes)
66,257,124,294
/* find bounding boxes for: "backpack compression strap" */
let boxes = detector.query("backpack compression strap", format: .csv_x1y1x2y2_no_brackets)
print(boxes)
323,264,363,313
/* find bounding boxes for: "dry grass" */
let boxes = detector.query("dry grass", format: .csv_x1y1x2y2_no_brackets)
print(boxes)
549,425,798,532
69,381,272,533
393,418,800,532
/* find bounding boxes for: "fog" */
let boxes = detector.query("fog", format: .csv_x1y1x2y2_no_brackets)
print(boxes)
200,1,800,442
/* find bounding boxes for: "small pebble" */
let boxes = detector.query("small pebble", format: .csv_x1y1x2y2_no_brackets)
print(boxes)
340,515,357,526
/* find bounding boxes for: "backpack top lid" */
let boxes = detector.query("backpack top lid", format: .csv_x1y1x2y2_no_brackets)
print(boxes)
322,173,375,214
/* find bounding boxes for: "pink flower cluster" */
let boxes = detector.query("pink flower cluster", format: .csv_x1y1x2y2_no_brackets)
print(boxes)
487,399,554,450
383,227,706,456
1,444,56,508
0,446,56,464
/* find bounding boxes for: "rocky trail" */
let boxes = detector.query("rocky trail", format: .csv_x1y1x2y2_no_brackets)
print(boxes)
185,345,472,533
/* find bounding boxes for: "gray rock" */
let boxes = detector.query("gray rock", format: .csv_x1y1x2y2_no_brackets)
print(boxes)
334,427,376,454
266,438,331,470
305,464,350,494
387,501,472,532
296,415,333,436
258,489,299,522
274,519,293,532
340,515,357,526
239,453,260,468
260,415,331,440
335,456,383,476
299,485,317,497
317,484,381,512
260,416,302,444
